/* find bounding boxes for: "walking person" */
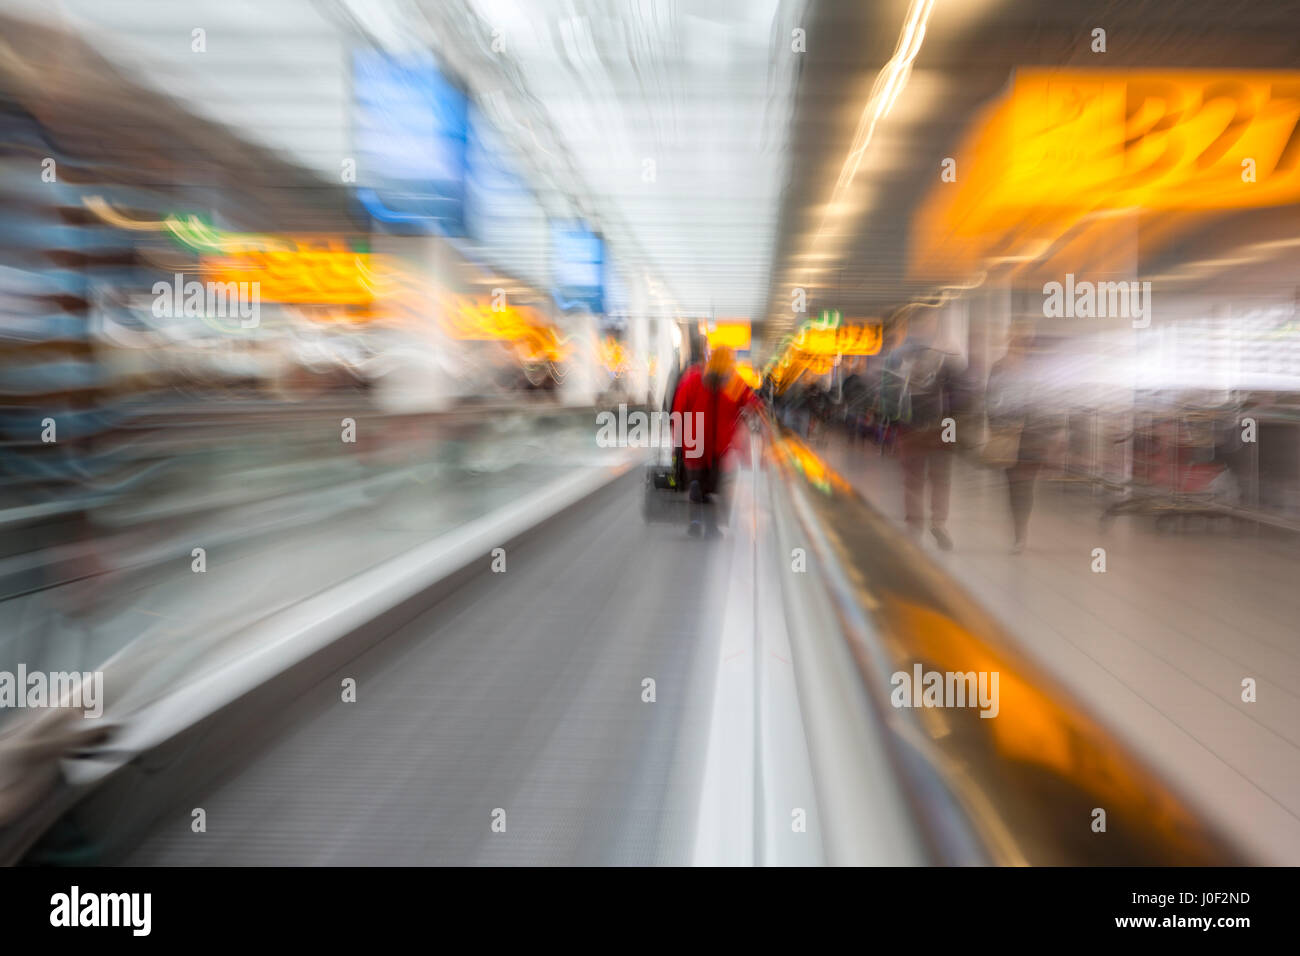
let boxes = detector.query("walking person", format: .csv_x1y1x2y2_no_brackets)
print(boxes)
882,314,963,550
985,332,1061,553
671,345,760,537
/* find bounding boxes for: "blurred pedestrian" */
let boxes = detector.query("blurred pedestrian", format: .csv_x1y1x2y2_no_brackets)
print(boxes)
985,331,1061,553
882,314,963,550
671,345,760,536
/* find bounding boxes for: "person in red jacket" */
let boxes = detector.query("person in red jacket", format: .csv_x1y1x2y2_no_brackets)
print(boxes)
671,345,760,536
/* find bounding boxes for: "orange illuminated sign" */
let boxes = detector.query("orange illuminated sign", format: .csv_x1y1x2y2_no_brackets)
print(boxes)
203,247,375,306
198,237,568,361
444,296,567,363
733,361,761,389
794,322,882,356
598,336,629,375
706,320,752,351
1005,70,1300,209
913,70,1300,276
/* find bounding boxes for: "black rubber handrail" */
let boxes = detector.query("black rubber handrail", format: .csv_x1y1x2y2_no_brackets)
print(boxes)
766,424,1245,865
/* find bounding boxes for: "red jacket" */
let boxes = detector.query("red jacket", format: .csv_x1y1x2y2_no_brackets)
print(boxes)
671,366,759,466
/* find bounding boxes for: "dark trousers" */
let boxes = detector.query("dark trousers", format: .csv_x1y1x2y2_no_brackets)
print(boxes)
687,463,722,530
899,428,951,529
1006,461,1041,542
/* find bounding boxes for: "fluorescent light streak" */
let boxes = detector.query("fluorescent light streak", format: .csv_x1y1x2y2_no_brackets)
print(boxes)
797,0,935,287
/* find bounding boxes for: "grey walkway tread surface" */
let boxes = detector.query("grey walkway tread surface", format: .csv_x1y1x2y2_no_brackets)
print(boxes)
122,475,730,865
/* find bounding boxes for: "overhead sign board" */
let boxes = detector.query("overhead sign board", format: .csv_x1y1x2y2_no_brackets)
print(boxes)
706,320,751,351
912,70,1300,275
794,321,882,356
352,50,469,234
551,222,605,314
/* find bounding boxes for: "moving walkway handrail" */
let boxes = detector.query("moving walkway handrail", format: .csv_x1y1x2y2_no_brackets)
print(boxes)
763,421,1244,865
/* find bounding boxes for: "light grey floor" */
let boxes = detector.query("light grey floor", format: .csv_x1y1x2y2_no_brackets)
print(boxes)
823,436,1300,865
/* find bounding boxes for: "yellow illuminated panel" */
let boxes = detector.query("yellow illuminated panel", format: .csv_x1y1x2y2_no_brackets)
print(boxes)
773,348,826,389
794,322,882,356
733,361,761,389
203,248,374,306
707,320,752,351
1008,70,1300,208
174,220,570,362
443,296,568,363
598,336,629,375
912,70,1300,276
792,351,835,375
